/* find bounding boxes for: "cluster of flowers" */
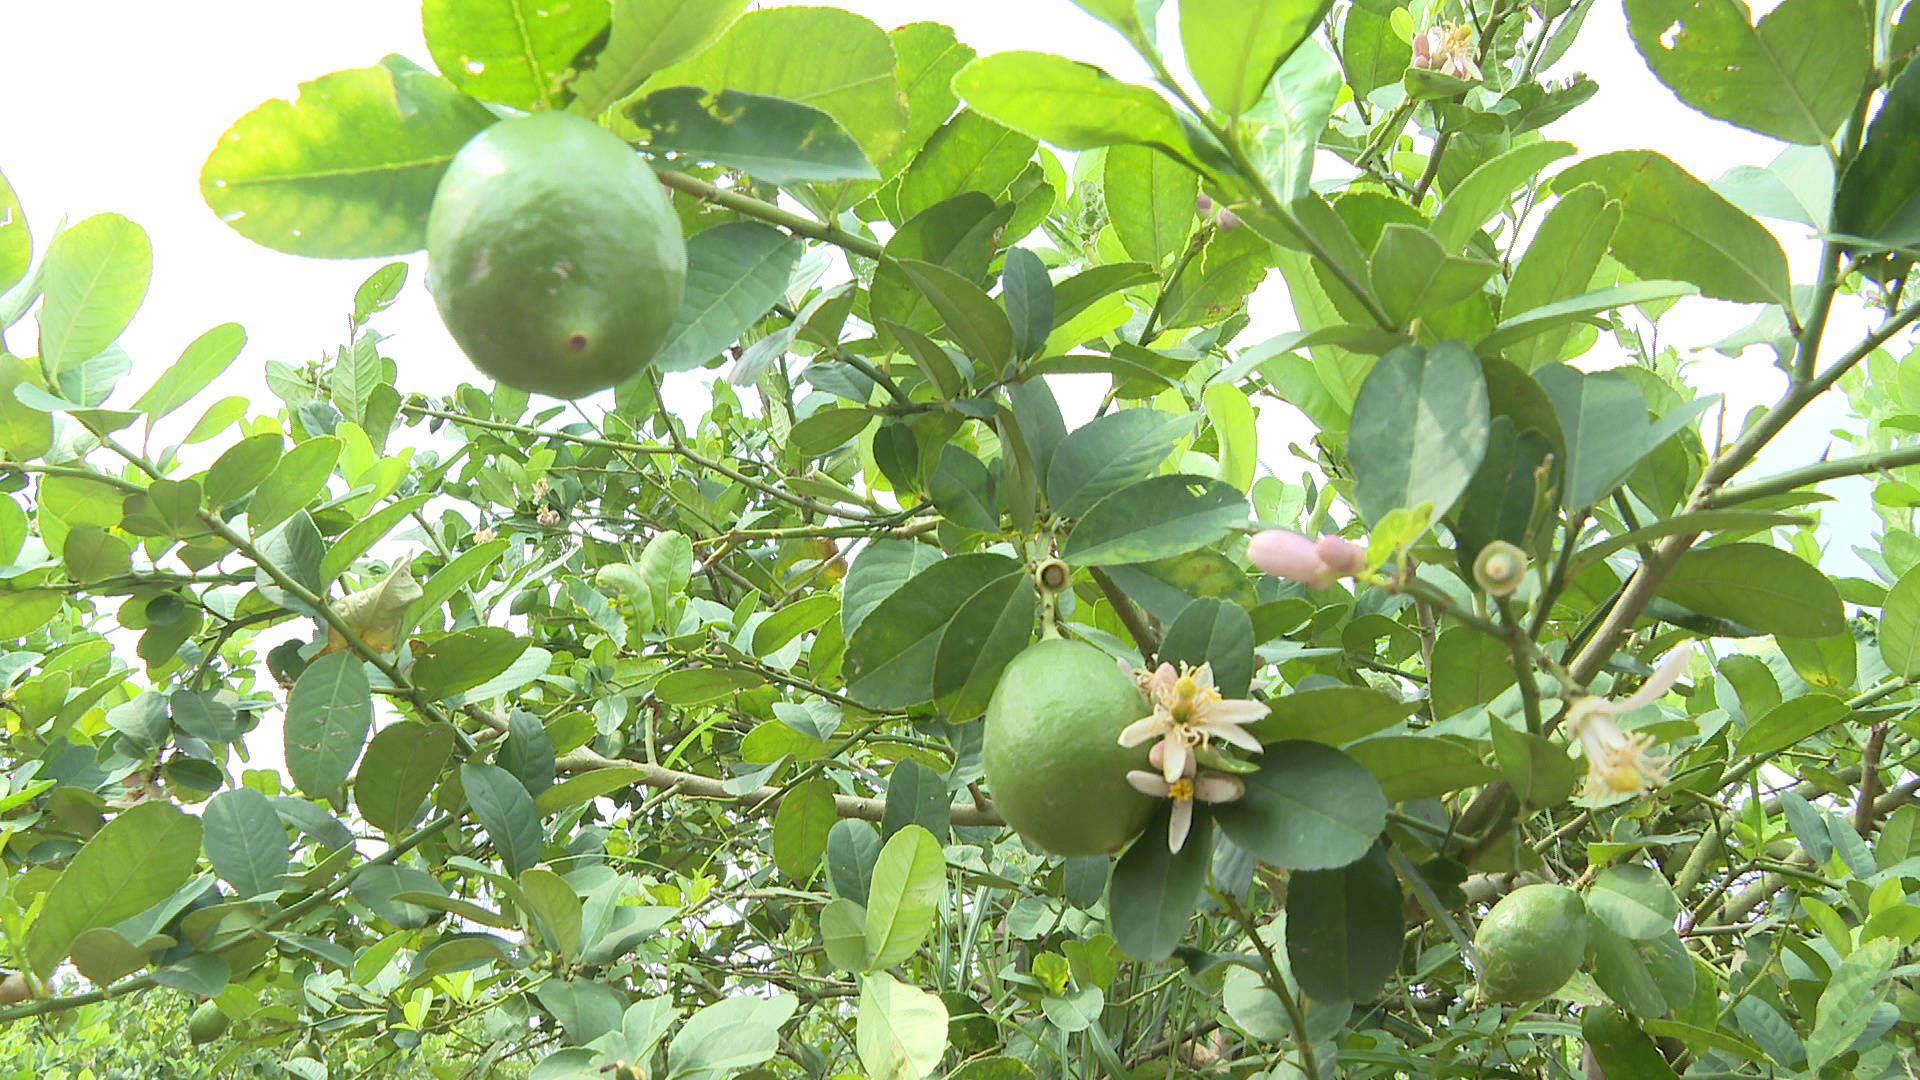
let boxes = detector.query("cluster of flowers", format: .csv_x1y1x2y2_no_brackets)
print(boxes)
1115,661,1267,852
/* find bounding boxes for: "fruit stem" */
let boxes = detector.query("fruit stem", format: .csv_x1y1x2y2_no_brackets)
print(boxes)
1034,558,1069,640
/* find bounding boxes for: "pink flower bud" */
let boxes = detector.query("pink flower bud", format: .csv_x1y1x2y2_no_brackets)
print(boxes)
1216,208,1243,231
1196,193,1214,214
1314,535,1368,576
1247,530,1334,588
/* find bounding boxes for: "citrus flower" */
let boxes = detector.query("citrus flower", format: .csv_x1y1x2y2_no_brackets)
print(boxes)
1118,661,1268,782
1126,743,1246,853
1412,22,1482,81
1247,530,1368,587
1563,642,1692,805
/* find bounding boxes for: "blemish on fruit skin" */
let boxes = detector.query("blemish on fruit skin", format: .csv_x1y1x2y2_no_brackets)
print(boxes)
568,333,589,352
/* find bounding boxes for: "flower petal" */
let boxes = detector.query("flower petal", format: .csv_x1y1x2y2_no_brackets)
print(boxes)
1167,798,1193,853
1127,770,1170,796
1161,739,1192,784
1615,641,1694,714
1199,698,1270,727
1193,774,1245,803
1118,712,1171,747
1205,721,1267,754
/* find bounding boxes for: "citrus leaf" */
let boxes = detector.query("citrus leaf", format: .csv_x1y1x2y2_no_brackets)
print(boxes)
461,762,544,877
896,109,1036,221
1062,474,1248,566
568,0,749,118
843,553,1019,708
1286,844,1401,1002
626,87,878,185
649,222,801,374
857,973,948,1080
131,322,246,421
355,722,455,834
1588,863,1679,941
1046,409,1192,517
285,651,374,799
24,801,202,977
1110,806,1212,960
864,824,945,970
1347,341,1490,525
1158,597,1256,698
667,993,798,1080
413,627,531,700
1658,543,1844,639
36,212,150,374
955,51,1200,165
1834,58,1920,250
423,0,610,111
201,786,290,898
201,57,497,258
1180,0,1333,117
773,779,837,883
1214,741,1386,869
0,169,27,296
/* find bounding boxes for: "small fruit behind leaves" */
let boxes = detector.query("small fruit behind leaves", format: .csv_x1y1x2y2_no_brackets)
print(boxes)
188,1000,231,1044
427,111,687,398
1473,882,1589,1002
983,638,1158,857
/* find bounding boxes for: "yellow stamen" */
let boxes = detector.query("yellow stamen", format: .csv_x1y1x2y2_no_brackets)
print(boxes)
1168,778,1195,801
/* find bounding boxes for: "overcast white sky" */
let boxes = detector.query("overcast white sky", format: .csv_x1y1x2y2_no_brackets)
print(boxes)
0,2,1883,564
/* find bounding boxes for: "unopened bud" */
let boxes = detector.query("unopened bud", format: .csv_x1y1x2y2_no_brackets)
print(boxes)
1314,534,1368,576
1473,541,1528,597
1247,529,1333,588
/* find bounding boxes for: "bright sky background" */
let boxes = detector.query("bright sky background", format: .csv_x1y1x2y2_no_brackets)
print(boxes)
0,0,1885,719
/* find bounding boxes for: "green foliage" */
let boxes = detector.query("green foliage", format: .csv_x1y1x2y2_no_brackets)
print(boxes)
2,2,1920,1078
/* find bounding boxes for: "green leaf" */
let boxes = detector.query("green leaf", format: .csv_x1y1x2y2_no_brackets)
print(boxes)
201,786,290,898
650,222,802,375
1658,542,1844,639
1432,142,1576,252
1245,686,1419,746
413,627,531,700
568,0,749,118
1805,937,1898,1071
1585,1007,1682,1080
642,6,903,162
1046,408,1191,516
857,973,949,1080
1157,596,1256,698
461,763,544,877
171,689,249,743
843,553,1020,708
773,779,837,883
355,721,455,834
752,594,839,656
247,434,341,534
667,993,799,1080
201,57,497,258
285,652,374,798
423,0,610,111
1552,151,1791,306
0,169,27,296
1454,419,1554,576
896,259,1015,376
842,541,943,638
36,212,151,374
1286,844,1401,1002
535,766,647,815
871,193,1012,336
653,667,763,705
955,52,1202,164
1179,0,1332,117
864,824,945,970
24,801,202,977
1879,563,1920,676
1625,0,1870,145
1588,863,1680,940
1834,58,1920,250
1062,474,1247,566
1369,224,1498,325
884,22,977,177
625,87,878,185
0,353,53,461
1104,144,1197,268
1347,341,1490,525
1535,364,1671,510
1478,281,1698,357
896,110,1036,221
131,323,246,421
520,867,583,959
1001,247,1055,362
1110,805,1212,960
1341,5,1410,99
1215,741,1386,869
1344,735,1501,800
1734,693,1850,759
1489,718,1579,807
1202,382,1257,491
931,571,1038,719
1500,184,1621,370
1157,226,1273,331
1245,40,1342,203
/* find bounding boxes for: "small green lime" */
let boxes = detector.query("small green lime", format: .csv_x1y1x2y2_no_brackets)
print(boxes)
427,111,687,398
188,1000,230,1044
983,638,1158,857
1473,882,1589,1002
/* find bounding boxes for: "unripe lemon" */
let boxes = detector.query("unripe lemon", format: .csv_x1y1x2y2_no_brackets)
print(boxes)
427,111,687,398
1473,883,1589,1002
188,1000,230,1044
983,638,1158,856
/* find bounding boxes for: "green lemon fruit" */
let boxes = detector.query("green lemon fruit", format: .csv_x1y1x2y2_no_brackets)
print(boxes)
1473,882,1589,1002
426,111,687,399
983,638,1158,857
188,1000,231,1044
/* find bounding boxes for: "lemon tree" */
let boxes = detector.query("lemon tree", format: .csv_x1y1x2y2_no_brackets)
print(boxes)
1,1,1918,1078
